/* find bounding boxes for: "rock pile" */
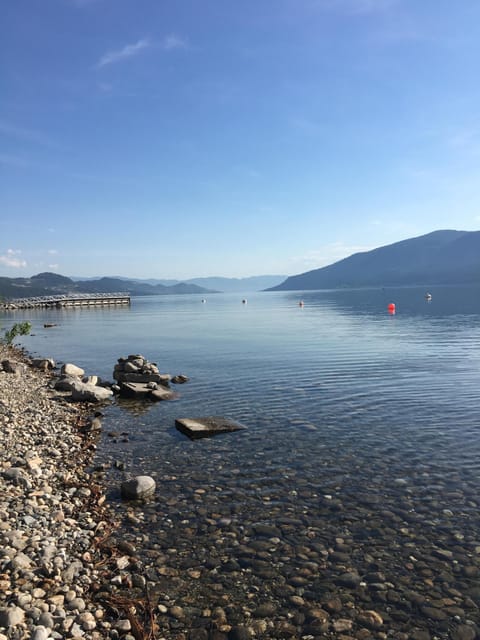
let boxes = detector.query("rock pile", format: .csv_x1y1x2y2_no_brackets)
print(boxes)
113,354,177,401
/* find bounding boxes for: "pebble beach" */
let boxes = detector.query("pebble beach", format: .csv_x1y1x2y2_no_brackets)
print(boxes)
0,344,137,640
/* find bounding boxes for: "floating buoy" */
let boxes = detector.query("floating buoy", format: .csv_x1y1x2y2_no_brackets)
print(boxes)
201,299,206,303
425,293,432,301
387,302,396,315
242,299,247,304
299,300,304,307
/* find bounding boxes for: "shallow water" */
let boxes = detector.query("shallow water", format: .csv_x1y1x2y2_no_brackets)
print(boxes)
6,285,480,636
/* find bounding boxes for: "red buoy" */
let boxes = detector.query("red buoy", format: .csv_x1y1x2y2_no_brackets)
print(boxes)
387,302,396,314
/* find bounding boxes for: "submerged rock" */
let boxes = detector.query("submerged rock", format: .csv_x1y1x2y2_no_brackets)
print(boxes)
175,416,246,439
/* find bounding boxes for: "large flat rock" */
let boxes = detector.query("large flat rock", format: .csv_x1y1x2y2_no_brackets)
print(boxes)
119,382,178,401
175,416,246,439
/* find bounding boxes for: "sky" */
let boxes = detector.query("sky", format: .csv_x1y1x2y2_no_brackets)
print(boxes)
1,0,480,279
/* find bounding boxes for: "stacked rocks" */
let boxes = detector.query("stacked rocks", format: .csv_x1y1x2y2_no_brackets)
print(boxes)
113,355,176,401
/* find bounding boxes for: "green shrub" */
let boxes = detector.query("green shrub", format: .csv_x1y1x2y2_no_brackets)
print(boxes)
3,321,32,345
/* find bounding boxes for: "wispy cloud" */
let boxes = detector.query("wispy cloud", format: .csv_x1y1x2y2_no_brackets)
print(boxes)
48,263,60,270
162,34,188,51
48,249,59,255
96,38,151,68
0,249,27,269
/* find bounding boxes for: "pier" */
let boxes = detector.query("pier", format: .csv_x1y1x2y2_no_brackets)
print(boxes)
1,292,131,310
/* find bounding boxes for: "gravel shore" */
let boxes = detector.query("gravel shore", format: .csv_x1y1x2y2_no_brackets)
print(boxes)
0,345,137,640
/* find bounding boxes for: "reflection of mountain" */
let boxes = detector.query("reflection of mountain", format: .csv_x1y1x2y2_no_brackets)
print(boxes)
0,272,215,299
268,230,480,290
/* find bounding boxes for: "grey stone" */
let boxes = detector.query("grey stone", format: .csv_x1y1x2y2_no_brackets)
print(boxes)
149,387,178,402
121,476,156,500
32,626,50,640
54,375,79,391
31,358,55,371
60,363,85,377
11,551,32,569
70,380,113,403
1,360,26,375
0,605,25,627
2,467,30,487
175,416,246,439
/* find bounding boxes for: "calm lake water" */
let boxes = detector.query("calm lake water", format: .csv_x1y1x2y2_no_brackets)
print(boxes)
5,285,480,636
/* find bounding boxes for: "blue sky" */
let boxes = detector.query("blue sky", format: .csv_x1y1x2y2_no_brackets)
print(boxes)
1,0,480,279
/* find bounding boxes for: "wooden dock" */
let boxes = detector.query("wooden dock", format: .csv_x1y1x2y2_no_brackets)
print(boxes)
1,292,131,310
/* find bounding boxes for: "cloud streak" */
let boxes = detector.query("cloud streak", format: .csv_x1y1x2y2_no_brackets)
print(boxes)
162,34,188,51
0,249,27,269
96,38,151,68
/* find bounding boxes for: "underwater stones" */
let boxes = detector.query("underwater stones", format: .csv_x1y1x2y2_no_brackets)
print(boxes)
121,475,156,500
175,416,246,439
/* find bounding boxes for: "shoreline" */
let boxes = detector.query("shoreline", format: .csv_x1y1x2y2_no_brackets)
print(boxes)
0,344,152,639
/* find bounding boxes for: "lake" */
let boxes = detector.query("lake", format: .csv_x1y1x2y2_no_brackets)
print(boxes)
5,285,480,638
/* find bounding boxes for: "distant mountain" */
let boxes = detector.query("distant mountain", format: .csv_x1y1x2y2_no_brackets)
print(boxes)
70,274,288,292
267,230,480,291
185,275,288,292
0,272,214,299
70,276,181,286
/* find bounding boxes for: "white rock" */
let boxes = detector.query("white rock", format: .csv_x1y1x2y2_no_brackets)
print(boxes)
121,475,156,499
31,626,50,640
60,363,85,377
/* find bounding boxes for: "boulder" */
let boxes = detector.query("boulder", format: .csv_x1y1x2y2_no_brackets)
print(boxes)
121,476,156,500
115,372,170,384
149,387,179,402
70,381,113,403
119,382,178,401
31,358,55,371
175,416,246,439
1,360,26,375
172,374,189,384
61,363,85,377
54,375,79,392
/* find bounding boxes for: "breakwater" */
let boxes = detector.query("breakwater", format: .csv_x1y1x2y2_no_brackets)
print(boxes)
1,293,130,310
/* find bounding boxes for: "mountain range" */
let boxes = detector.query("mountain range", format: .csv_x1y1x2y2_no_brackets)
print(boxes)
70,274,287,292
0,273,215,300
268,230,480,291
0,273,288,300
